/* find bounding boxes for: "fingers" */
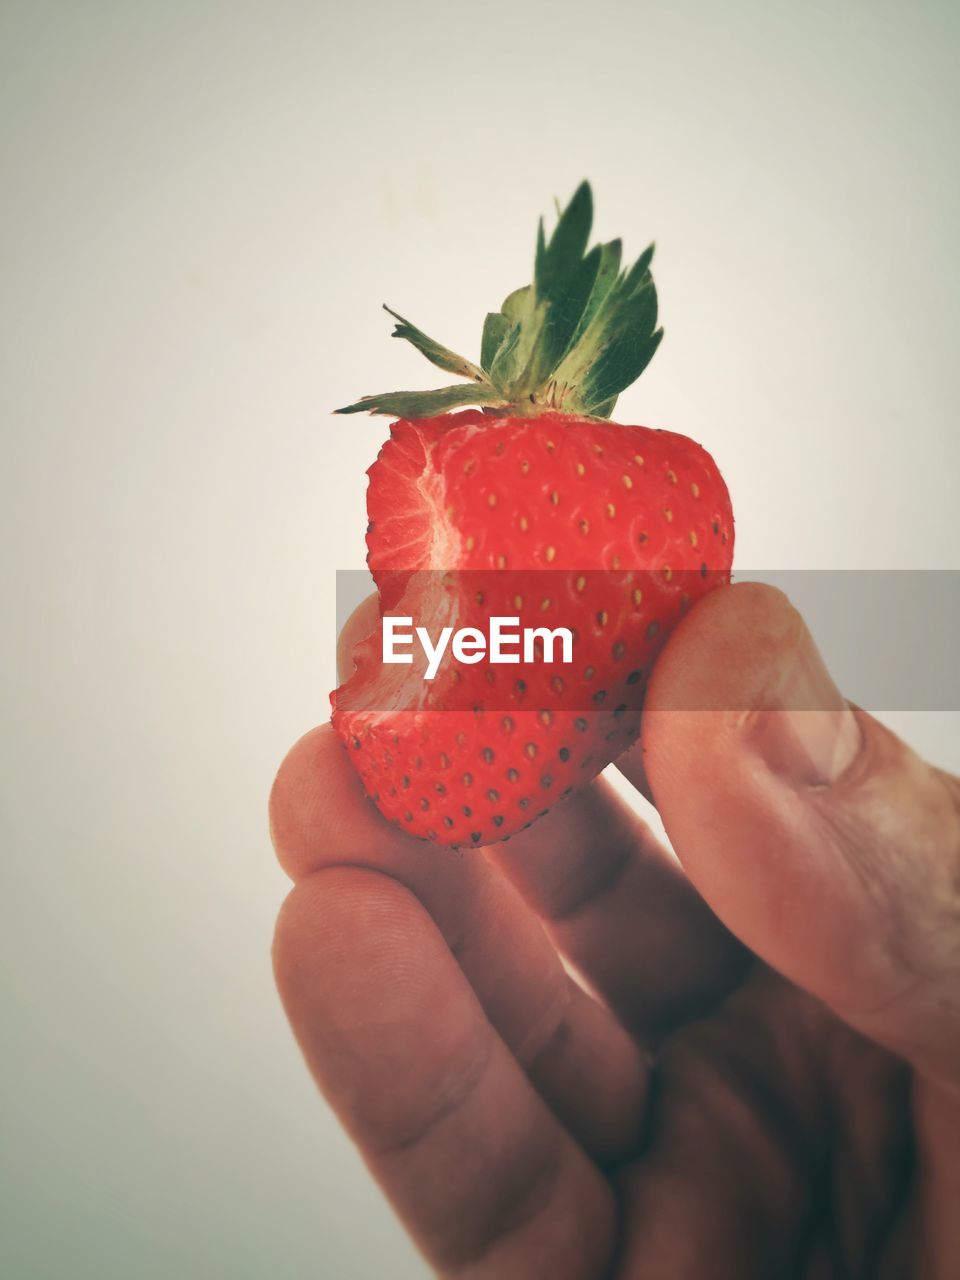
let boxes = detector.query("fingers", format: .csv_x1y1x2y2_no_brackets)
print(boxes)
641,581,960,1088
614,972,911,1278
485,782,749,1038
274,869,615,1278
270,726,649,1160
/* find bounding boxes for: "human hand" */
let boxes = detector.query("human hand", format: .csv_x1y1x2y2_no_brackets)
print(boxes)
270,583,960,1278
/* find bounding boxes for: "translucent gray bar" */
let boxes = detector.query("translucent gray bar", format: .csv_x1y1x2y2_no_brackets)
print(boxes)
334,570,960,711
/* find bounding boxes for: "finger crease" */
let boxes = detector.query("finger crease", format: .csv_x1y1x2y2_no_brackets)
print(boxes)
548,842,634,922
513,980,574,1072
372,1026,496,1158
447,1126,566,1274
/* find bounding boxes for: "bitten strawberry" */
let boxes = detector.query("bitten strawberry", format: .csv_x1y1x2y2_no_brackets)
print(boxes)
332,183,733,847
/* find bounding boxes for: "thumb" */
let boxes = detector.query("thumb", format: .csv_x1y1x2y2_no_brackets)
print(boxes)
627,581,960,1090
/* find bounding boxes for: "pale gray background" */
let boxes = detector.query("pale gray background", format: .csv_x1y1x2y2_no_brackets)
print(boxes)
2,2,958,1277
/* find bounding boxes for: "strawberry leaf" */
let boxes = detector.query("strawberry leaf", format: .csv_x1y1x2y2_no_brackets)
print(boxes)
580,306,663,411
488,285,546,396
337,184,664,419
480,311,511,372
384,306,488,383
527,183,602,383
335,383,507,418
589,395,619,419
566,238,622,353
550,247,660,413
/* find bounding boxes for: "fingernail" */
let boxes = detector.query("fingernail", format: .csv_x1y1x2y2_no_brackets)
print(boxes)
748,624,862,787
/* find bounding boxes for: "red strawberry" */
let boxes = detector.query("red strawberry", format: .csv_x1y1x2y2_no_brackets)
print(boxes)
332,184,733,847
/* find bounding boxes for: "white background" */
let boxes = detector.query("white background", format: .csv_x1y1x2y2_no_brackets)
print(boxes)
2,2,958,1277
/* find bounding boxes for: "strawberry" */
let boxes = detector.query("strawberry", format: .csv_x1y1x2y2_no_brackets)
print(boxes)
331,183,733,847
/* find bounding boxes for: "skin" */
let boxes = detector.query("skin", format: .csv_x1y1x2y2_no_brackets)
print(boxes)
270,583,960,1278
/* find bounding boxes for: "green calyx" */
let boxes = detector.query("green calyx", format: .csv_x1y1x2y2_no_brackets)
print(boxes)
335,181,663,420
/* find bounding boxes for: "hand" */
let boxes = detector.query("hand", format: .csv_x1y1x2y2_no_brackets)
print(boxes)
270,584,960,1278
